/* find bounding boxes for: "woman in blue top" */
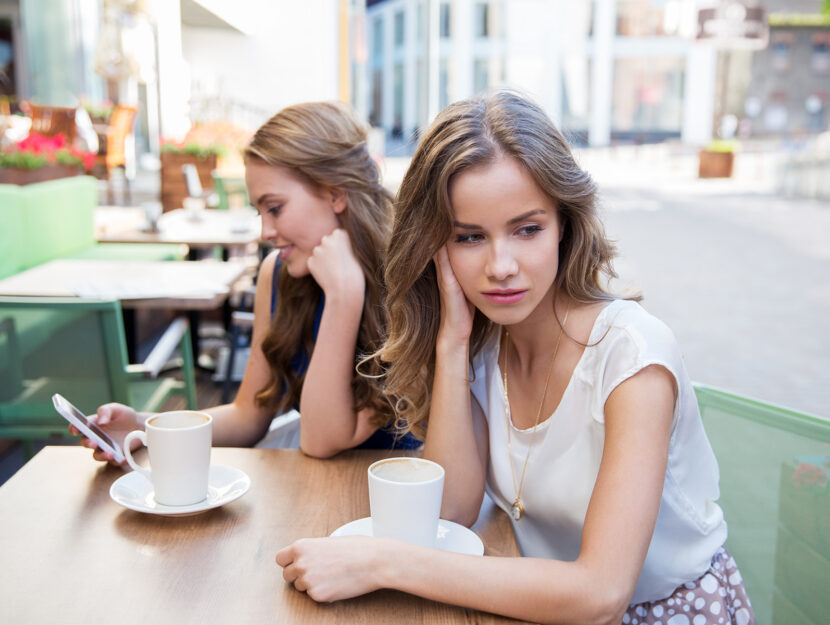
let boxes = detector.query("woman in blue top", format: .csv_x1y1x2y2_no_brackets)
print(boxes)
77,101,418,458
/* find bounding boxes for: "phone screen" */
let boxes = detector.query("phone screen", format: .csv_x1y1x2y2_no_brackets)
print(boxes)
54,395,118,449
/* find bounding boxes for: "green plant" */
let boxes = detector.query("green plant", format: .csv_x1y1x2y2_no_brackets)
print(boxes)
80,98,114,121
160,139,226,159
0,133,95,170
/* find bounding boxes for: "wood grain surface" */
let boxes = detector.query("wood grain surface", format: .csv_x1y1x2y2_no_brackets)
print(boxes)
0,447,530,624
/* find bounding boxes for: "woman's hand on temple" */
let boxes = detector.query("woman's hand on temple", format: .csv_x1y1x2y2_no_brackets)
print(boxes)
276,536,388,602
70,403,143,465
307,229,365,306
433,245,474,345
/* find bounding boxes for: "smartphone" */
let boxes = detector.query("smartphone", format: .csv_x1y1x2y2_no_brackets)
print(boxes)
52,393,125,463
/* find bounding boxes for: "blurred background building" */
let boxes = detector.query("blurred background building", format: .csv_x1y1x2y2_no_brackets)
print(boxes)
0,0,827,161
0,0,345,162
361,0,830,151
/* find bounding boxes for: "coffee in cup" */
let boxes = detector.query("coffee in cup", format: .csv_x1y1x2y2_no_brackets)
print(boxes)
368,457,445,548
123,411,213,506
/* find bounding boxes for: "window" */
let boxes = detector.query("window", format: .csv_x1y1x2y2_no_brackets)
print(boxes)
612,57,684,135
474,2,490,38
763,92,787,132
440,2,451,38
393,64,404,128
439,58,451,109
561,55,591,134
616,0,686,37
770,32,793,72
811,33,830,74
372,16,384,62
394,11,405,48
370,70,383,127
473,58,489,93
806,92,827,132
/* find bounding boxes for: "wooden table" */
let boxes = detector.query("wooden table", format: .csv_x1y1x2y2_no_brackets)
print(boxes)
0,258,249,310
96,207,262,254
0,447,527,624
0,258,251,359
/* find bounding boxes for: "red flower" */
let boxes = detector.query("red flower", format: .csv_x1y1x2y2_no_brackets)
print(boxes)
2,132,96,171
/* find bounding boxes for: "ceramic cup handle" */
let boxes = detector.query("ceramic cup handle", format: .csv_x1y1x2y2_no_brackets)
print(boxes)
123,430,150,479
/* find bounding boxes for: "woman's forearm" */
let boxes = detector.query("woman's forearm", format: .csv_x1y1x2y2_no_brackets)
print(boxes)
422,338,486,526
298,293,371,457
375,542,627,625
205,402,272,447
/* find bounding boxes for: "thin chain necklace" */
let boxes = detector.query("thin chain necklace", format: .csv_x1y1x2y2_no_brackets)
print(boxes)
502,300,570,521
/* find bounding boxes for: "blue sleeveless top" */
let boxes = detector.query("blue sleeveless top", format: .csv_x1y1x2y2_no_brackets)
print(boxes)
270,262,420,450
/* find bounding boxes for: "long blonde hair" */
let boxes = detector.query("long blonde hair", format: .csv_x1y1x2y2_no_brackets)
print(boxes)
246,101,394,426
381,91,618,438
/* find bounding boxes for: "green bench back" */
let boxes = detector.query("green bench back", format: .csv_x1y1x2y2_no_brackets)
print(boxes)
695,383,830,625
0,176,98,279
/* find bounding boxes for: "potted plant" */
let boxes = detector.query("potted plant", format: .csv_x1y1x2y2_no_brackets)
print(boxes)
159,137,225,213
0,132,96,185
159,120,253,212
80,98,115,125
698,139,737,178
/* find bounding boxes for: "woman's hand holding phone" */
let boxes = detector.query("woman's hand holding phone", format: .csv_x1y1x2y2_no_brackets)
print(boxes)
73,403,143,465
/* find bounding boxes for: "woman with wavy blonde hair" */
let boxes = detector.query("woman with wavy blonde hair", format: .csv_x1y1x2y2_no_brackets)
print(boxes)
277,92,753,624
76,101,419,458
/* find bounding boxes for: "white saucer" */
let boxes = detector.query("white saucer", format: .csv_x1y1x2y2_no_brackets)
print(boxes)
330,517,484,556
109,465,251,517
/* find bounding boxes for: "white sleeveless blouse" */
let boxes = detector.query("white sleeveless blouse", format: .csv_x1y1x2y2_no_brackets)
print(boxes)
469,299,727,604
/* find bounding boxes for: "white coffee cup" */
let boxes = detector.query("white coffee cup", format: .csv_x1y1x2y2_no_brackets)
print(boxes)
124,411,213,506
183,196,206,221
368,457,445,548
141,201,162,232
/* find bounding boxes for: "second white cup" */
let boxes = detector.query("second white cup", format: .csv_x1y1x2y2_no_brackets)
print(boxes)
124,411,213,506
368,457,445,548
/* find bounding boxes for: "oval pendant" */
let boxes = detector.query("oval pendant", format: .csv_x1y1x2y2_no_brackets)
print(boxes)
511,500,523,521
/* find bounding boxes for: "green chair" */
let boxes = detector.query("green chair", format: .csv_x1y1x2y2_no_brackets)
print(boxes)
695,383,830,625
211,171,249,211
0,297,197,459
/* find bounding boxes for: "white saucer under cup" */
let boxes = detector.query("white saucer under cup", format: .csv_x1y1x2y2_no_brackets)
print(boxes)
330,517,484,556
368,457,445,549
110,465,251,517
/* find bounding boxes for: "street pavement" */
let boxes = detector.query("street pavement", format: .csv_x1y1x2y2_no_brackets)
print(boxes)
584,153,830,419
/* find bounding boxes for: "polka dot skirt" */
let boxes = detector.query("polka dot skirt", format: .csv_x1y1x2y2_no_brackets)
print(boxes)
622,548,754,625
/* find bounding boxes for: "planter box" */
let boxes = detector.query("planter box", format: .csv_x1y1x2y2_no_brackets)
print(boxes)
160,152,217,213
0,164,82,185
698,150,734,178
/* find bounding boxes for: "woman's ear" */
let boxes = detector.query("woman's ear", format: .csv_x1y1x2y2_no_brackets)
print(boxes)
329,187,348,214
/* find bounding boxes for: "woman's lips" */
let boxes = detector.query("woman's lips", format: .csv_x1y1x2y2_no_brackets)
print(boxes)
482,289,527,304
277,245,294,259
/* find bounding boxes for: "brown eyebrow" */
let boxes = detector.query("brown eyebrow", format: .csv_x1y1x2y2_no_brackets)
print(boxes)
254,193,283,208
453,209,547,229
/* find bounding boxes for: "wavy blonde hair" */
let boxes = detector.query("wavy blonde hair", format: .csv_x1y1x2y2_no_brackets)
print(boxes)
246,101,394,427
381,91,619,438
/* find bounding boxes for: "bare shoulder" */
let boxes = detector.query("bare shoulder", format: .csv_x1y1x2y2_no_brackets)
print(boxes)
566,299,613,343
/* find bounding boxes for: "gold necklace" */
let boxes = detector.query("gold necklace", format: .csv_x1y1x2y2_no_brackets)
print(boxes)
502,301,570,521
